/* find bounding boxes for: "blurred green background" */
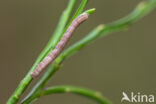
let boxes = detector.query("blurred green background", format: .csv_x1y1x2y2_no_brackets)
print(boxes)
0,0,156,104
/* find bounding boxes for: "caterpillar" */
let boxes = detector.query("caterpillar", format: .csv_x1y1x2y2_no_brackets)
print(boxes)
31,13,89,78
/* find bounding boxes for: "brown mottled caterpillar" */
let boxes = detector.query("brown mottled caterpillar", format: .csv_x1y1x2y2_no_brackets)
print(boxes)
31,13,89,78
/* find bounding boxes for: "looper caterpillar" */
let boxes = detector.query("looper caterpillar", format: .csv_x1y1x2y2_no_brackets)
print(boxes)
31,13,89,78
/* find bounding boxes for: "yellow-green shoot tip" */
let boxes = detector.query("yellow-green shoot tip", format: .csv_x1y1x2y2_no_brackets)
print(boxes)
85,8,96,15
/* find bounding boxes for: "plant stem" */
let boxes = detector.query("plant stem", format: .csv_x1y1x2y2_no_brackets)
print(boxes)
6,0,77,104
42,86,111,104
24,86,111,104
70,0,88,21
49,0,79,50
56,0,156,62
51,0,89,48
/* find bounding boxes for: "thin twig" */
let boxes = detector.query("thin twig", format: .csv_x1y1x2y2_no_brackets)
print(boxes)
56,0,156,63
22,86,111,104
41,86,111,104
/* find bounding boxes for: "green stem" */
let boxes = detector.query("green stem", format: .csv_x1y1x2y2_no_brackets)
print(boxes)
21,63,60,104
56,0,156,62
51,0,89,48
6,0,77,104
29,86,111,104
49,0,79,49
70,0,88,21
